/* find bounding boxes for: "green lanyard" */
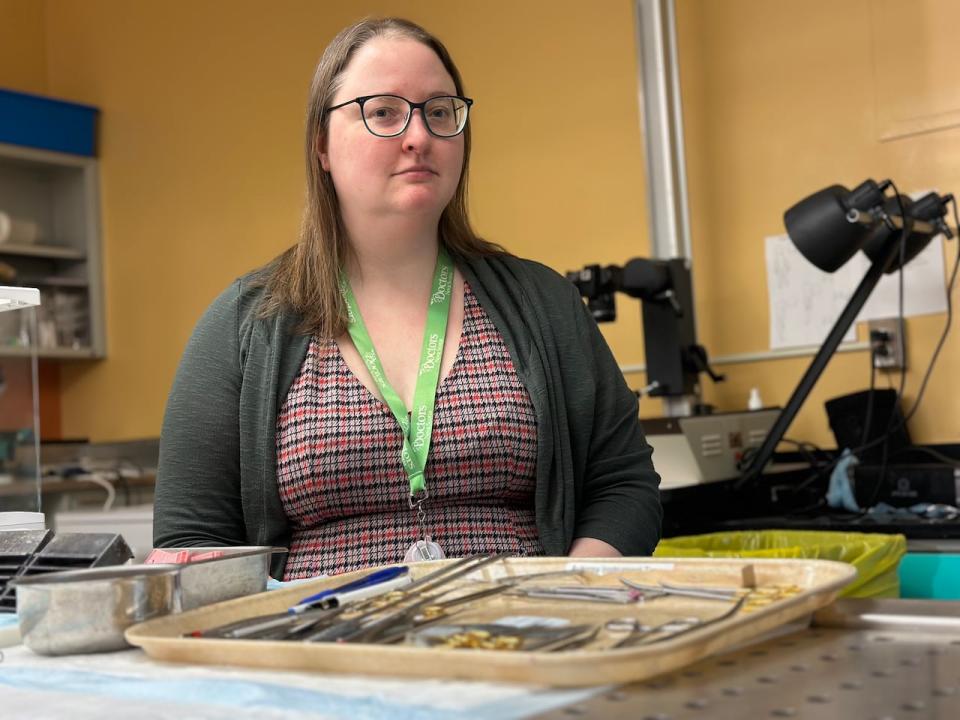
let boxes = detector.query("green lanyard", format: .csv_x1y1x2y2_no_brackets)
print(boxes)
339,247,454,502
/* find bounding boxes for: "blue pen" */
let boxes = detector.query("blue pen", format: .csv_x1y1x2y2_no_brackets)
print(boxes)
290,566,410,614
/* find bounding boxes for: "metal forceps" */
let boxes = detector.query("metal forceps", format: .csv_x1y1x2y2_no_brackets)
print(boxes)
195,567,411,640
504,585,644,604
302,553,512,643
619,578,741,602
349,583,513,644
198,555,507,642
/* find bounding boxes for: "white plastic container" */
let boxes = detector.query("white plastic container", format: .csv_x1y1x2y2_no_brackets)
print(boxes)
0,511,45,531
0,212,40,245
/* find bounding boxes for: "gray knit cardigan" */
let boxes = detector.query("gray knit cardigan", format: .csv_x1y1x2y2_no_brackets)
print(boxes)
154,251,662,576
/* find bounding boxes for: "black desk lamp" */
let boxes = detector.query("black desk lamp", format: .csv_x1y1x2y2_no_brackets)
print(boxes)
740,179,953,483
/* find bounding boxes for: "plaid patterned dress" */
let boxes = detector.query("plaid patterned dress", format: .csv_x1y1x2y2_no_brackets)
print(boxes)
276,282,543,579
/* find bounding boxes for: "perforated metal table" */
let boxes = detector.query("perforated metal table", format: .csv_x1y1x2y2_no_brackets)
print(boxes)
531,599,960,720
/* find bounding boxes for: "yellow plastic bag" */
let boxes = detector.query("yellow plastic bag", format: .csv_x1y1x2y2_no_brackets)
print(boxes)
655,530,907,598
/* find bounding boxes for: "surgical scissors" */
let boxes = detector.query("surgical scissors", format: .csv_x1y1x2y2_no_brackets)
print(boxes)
607,595,747,649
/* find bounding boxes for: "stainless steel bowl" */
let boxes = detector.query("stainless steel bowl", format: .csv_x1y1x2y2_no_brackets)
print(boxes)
170,546,273,610
14,546,277,655
15,565,181,655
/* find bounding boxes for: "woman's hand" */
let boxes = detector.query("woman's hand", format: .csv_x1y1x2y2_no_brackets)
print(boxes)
568,537,623,558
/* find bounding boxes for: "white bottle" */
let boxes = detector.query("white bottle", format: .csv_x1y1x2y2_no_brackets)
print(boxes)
748,387,763,411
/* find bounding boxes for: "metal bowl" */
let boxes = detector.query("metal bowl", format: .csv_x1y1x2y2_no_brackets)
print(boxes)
14,564,181,655
14,546,278,655
168,546,274,610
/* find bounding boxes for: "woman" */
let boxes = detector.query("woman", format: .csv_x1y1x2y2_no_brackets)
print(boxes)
154,17,661,579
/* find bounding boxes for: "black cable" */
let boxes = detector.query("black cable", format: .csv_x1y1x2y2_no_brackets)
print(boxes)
783,188,957,504
838,183,907,511
780,438,825,471
784,454,840,498
857,193,960,451
900,196,960,424
737,437,831,477
842,192,959,509
872,182,910,500
867,423,894,510
780,436,830,459
745,437,836,502
740,187,958,510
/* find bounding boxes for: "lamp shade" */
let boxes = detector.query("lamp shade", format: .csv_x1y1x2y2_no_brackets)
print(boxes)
783,185,873,273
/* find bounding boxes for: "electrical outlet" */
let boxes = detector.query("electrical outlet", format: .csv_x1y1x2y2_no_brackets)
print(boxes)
868,317,906,370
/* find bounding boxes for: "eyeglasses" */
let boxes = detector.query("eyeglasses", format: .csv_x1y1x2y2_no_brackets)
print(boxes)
327,94,473,138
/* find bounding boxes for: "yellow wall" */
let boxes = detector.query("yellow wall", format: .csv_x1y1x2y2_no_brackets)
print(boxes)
0,0,46,93
38,0,653,440
0,0,65,439
16,0,959,448
678,0,959,446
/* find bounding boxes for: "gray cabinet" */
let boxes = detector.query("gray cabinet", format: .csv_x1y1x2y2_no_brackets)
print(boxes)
0,141,104,359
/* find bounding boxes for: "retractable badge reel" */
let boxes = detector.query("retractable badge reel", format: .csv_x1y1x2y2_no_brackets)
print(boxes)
404,487,445,562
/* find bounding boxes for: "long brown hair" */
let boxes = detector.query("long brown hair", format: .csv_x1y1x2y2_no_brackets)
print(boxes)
258,17,503,338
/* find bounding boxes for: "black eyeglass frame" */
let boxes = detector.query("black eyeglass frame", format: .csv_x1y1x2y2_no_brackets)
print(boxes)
326,94,474,138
